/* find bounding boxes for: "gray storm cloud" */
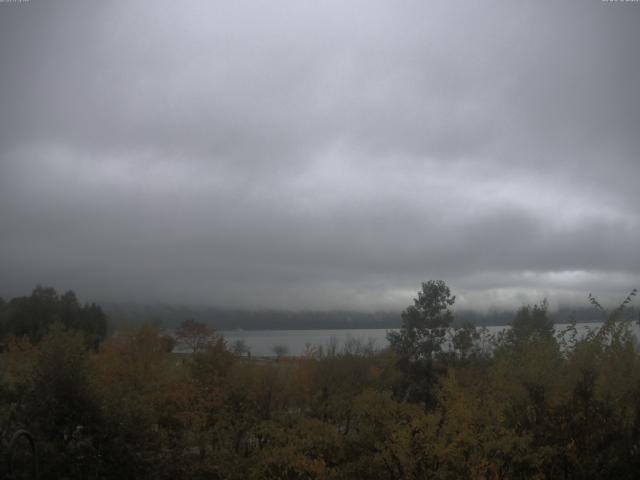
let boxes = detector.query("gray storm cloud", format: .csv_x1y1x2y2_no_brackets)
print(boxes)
1,0,639,311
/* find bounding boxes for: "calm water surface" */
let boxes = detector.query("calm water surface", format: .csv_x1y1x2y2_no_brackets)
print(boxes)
219,322,630,357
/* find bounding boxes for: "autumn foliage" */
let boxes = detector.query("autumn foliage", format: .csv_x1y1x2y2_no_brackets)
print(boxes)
1,285,640,479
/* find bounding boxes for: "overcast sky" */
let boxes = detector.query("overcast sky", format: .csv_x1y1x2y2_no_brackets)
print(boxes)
1,0,639,311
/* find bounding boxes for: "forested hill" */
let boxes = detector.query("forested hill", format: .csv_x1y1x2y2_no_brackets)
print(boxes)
100,301,615,331
1,287,627,334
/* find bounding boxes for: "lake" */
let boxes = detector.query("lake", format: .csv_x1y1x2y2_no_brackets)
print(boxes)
218,322,629,357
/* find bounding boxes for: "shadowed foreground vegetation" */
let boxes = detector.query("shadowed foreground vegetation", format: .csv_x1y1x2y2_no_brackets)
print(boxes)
1,283,640,479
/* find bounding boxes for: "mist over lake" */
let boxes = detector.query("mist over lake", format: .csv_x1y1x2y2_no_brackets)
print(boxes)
218,322,627,357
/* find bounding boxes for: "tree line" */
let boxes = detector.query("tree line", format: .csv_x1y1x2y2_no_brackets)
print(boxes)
0,286,108,348
0,282,639,479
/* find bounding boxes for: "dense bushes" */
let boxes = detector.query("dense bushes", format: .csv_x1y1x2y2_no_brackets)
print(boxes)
1,284,640,478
